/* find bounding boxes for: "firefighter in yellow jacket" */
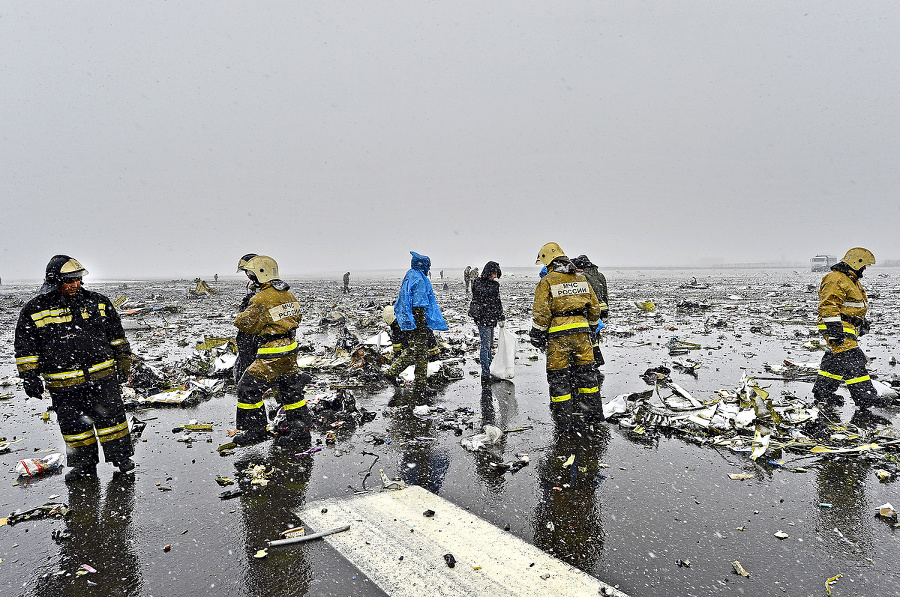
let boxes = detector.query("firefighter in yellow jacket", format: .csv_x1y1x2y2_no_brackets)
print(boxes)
530,242,604,427
812,248,885,423
233,255,312,445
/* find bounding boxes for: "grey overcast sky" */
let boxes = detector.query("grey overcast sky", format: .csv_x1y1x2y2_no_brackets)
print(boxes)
3,2,899,280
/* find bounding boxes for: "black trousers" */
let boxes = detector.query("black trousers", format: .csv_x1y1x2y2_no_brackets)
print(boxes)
236,371,310,432
51,376,133,468
812,347,879,408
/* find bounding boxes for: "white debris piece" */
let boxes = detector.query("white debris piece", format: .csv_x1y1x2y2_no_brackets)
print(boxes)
460,425,503,452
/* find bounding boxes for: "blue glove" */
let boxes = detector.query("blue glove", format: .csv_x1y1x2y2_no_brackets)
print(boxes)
595,320,606,334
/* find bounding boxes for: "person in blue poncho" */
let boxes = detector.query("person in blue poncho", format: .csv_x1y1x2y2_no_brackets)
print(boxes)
384,251,448,402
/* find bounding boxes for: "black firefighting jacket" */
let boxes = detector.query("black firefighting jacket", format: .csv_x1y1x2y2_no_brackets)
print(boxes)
15,288,131,388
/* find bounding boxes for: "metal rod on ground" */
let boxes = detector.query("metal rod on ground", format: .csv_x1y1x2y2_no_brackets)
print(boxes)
266,524,351,547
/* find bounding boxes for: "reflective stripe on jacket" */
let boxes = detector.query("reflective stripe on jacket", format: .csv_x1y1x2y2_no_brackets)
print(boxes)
14,288,130,386
234,282,302,358
532,263,602,338
817,267,868,354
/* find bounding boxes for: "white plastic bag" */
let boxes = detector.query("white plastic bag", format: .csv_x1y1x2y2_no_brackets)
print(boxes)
460,425,504,452
489,325,516,380
16,453,63,476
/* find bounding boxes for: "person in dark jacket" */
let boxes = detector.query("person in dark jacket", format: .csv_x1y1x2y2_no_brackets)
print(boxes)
234,253,261,385
570,255,608,320
15,255,135,481
571,255,609,369
342,272,351,294
469,261,505,381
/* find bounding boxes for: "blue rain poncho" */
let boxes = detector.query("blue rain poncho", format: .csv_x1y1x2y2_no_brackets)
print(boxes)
395,252,449,332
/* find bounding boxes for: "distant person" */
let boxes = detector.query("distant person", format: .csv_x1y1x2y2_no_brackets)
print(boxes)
384,251,448,403
530,243,604,429
464,266,472,294
469,261,505,383
14,255,135,481
440,270,444,279
232,255,311,446
571,255,609,368
234,254,261,385
812,248,887,427
465,266,479,295
342,271,351,294
214,273,219,283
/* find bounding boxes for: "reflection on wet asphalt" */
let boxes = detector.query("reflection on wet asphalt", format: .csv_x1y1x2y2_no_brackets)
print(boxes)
1,269,900,596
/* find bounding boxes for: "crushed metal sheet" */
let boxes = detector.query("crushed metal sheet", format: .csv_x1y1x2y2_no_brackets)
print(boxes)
296,485,626,596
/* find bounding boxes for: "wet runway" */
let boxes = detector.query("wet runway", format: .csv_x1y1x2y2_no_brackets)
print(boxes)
2,269,899,596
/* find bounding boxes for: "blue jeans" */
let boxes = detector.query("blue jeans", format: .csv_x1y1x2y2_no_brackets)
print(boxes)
478,325,495,376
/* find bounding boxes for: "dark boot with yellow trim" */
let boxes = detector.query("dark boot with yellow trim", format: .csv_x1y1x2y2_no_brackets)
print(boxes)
550,399,573,435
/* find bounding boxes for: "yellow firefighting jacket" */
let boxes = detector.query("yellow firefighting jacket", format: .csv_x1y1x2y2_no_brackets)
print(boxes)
14,288,130,388
818,266,868,354
234,281,302,360
533,262,602,338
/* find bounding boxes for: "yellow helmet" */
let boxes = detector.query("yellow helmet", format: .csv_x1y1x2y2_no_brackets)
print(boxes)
382,305,396,325
841,247,875,269
245,255,280,283
236,253,258,273
535,242,566,266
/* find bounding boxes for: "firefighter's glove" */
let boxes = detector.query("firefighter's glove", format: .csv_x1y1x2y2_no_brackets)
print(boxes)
858,318,871,337
22,374,44,399
824,321,845,346
116,355,131,381
529,328,548,350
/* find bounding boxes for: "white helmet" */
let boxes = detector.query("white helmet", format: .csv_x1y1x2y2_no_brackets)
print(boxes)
382,305,396,325
244,255,279,283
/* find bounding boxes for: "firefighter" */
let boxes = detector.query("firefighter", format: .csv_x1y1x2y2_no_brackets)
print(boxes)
812,247,887,425
530,242,604,428
383,252,448,402
233,253,261,385
571,254,609,368
233,255,312,445
15,256,135,481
